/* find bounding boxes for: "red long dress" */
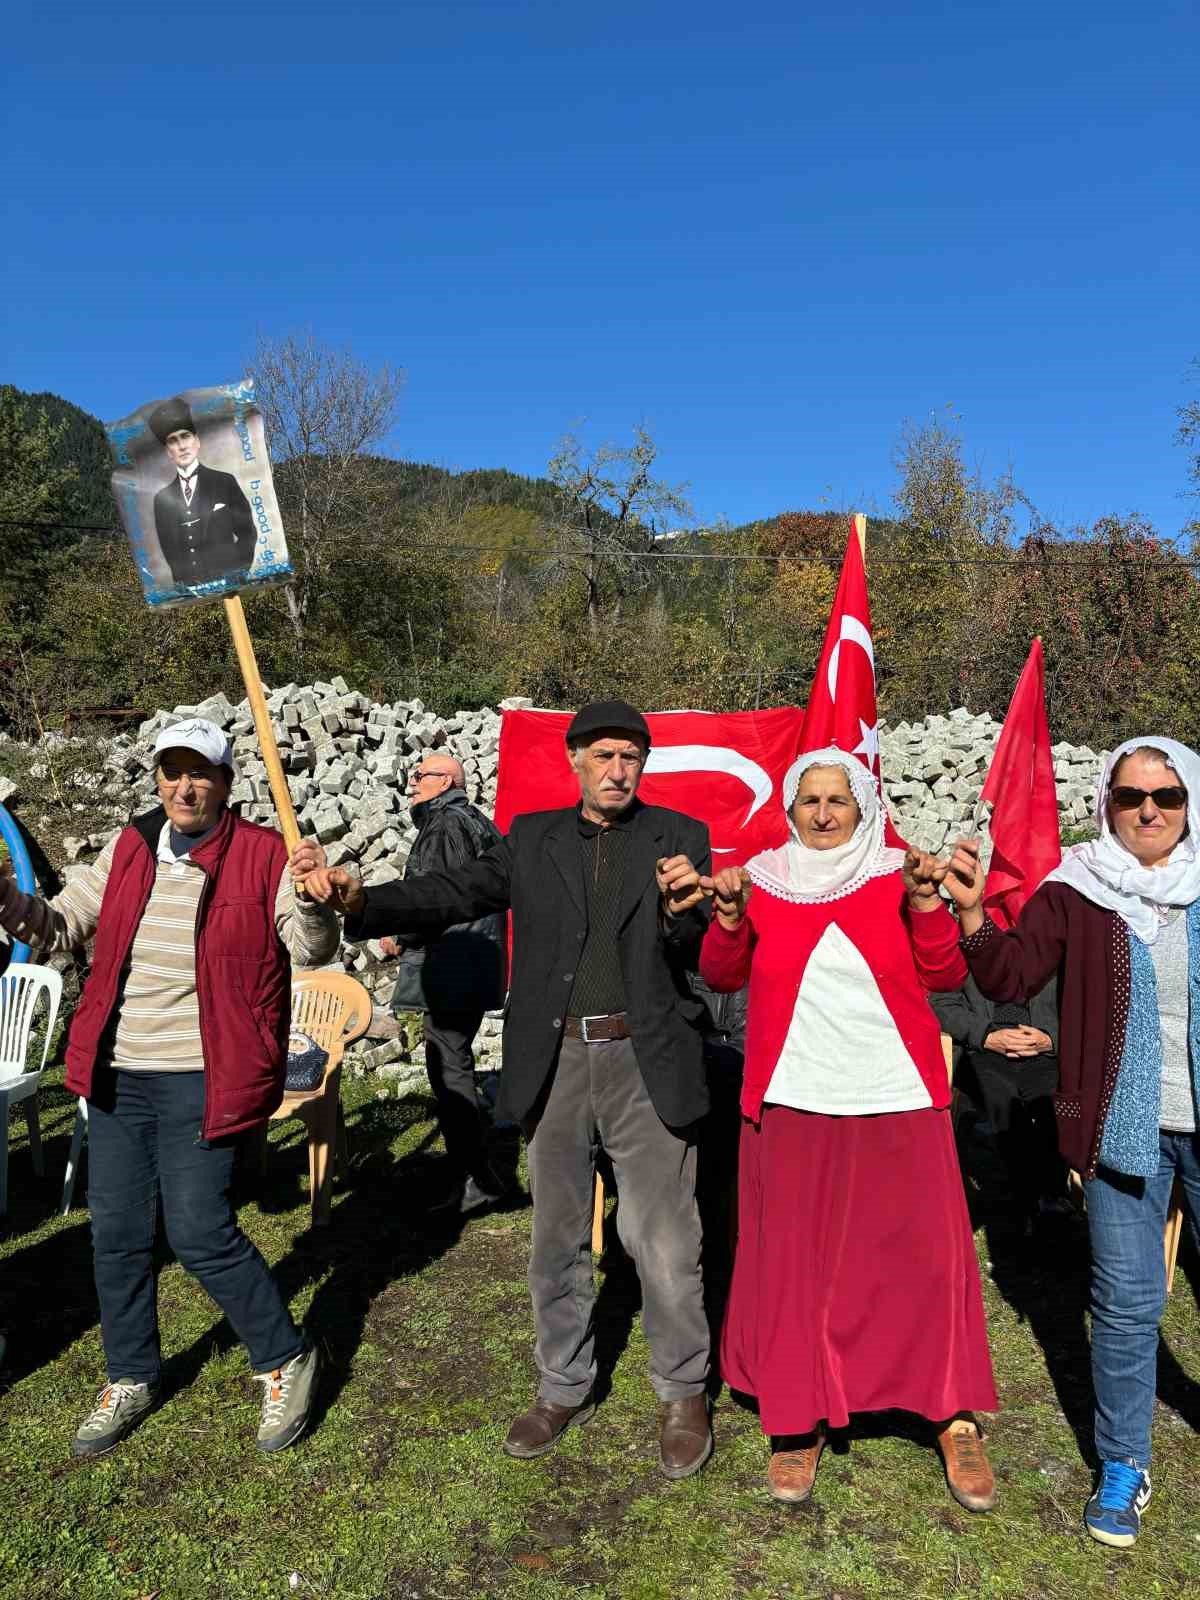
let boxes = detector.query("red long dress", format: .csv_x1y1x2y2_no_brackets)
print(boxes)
700,874,998,1436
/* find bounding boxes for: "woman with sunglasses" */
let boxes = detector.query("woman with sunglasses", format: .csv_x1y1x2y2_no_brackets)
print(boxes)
941,737,1200,1551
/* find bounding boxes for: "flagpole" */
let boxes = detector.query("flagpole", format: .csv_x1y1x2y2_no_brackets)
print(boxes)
853,512,866,564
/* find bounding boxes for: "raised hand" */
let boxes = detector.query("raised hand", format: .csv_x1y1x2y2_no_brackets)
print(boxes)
656,854,709,918
300,866,365,916
902,846,948,911
705,866,752,931
288,839,327,883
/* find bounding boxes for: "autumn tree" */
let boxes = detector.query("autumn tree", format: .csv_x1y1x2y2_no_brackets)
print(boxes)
546,425,691,633
250,331,405,652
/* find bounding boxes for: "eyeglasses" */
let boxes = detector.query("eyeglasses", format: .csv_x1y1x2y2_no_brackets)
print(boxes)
1109,785,1188,811
410,768,447,784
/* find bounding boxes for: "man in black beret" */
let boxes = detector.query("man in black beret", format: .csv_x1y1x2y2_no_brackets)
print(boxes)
305,699,717,1479
148,397,257,589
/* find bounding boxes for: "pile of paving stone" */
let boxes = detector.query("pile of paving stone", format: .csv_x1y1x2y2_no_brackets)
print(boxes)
3,686,1109,1087
879,708,1105,858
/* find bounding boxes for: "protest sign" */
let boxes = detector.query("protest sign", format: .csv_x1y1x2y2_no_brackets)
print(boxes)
107,378,301,855
106,379,290,610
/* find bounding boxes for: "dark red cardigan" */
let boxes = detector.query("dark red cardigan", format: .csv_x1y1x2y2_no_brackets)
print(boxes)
954,883,1129,1178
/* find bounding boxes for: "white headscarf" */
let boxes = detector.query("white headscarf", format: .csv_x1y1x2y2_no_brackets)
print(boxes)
1044,735,1200,945
746,747,906,905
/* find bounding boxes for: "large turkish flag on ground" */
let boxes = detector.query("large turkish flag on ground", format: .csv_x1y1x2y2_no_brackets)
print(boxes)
495,706,806,867
797,518,881,778
979,637,1061,931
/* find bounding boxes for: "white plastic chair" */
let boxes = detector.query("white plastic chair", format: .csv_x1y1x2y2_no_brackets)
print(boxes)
0,963,63,1217
61,1098,88,1215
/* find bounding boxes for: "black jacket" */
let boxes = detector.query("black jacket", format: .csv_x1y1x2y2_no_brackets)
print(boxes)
346,799,712,1128
929,973,1059,1057
391,789,505,1014
154,463,256,586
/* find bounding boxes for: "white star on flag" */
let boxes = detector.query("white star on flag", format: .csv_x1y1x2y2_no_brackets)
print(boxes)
853,718,879,769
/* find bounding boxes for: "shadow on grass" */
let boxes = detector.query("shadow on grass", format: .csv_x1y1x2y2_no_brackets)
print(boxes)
966,1123,1200,1471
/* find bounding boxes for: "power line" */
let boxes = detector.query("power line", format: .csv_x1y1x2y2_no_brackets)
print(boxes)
3,517,1197,571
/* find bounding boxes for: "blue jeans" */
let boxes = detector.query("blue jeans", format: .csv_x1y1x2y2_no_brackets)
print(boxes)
1085,1130,1200,1468
87,1069,304,1384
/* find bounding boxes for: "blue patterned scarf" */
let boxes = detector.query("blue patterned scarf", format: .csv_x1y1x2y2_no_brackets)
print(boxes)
1100,900,1200,1178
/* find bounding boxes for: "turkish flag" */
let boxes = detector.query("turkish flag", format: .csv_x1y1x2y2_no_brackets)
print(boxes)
979,637,1061,931
797,518,881,778
495,706,806,867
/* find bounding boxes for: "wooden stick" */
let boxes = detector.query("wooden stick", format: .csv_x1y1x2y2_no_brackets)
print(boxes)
591,1172,605,1256
853,511,867,562
1165,1178,1185,1294
222,595,301,853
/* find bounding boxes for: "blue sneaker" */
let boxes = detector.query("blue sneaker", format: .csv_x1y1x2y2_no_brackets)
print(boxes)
1084,1459,1152,1548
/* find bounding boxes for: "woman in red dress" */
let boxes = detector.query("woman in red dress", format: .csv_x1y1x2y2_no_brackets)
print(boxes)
700,748,998,1508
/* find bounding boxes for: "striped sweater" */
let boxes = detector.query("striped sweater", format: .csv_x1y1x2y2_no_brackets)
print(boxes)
0,822,340,1072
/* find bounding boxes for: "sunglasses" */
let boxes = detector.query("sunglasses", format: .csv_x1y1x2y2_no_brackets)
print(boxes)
1109,785,1188,812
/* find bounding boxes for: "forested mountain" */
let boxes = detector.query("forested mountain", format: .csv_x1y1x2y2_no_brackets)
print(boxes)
1,382,1198,751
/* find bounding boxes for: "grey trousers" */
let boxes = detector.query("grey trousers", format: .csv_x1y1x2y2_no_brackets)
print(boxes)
526,1035,710,1406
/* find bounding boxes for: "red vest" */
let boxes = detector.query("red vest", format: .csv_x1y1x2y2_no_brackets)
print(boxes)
65,806,292,1139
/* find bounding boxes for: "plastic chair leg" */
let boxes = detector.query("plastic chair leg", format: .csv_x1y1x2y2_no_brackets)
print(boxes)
24,1098,44,1178
0,1092,9,1218
60,1102,88,1215
335,1102,349,1182
308,1096,337,1227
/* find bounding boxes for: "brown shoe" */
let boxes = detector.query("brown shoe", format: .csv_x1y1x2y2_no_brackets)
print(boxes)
659,1395,713,1480
936,1417,997,1512
767,1426,826,1504
503,1394,596,1459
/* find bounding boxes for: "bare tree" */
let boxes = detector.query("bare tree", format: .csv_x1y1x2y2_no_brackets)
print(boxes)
250,331,405,649
547,424,692,633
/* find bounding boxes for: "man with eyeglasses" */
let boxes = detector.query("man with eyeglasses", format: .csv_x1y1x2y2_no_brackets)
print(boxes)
304,700,717,1480
383,753,508,1214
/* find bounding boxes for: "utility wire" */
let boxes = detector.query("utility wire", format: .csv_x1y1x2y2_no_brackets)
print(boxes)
2,518,1197,570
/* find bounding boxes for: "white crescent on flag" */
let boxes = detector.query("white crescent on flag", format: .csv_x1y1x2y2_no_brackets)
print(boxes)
827,614,875,700
644,744,774,827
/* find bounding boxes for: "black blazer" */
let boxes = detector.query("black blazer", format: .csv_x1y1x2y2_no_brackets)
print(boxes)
347,800,712,1128
154,463,256,586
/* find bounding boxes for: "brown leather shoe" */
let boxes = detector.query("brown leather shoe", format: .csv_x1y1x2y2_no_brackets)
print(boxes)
503,1395,596,1459
659,1395,713,1480
936,1417,997,1512
767,1425,826,1504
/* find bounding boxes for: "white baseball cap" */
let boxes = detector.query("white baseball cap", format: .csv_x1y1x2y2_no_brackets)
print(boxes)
152,717,236,773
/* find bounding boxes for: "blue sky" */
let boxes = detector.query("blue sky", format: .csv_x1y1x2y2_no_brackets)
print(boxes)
5,1,1197,537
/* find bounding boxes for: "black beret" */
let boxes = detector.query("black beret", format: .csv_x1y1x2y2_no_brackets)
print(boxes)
148,397,197,444
565,700,651,747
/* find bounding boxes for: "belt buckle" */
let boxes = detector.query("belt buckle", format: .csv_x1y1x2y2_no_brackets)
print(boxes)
580,1014,607,1044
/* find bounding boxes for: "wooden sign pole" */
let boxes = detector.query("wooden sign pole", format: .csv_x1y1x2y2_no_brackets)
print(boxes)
222,595,301,854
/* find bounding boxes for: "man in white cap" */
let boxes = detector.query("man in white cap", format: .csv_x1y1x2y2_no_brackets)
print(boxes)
0,717,339,1459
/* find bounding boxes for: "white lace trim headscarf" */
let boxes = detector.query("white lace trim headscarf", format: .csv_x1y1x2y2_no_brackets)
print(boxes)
1044,735,1200,945
746,747,907,905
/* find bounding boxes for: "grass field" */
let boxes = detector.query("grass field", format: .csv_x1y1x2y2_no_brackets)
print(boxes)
1,1067,1197,1600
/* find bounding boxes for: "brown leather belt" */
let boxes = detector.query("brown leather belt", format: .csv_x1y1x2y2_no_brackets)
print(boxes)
564,1012,630,1043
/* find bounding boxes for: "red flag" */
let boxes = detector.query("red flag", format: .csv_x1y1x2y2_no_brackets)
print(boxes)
495,706,805,868
979,637,1061,931
797,517,881,778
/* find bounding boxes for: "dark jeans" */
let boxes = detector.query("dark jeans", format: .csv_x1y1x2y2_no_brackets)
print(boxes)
525,1035,709,1406
87,1070,304,1384
1086,1130,1200,1468
423,1009,490,1187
